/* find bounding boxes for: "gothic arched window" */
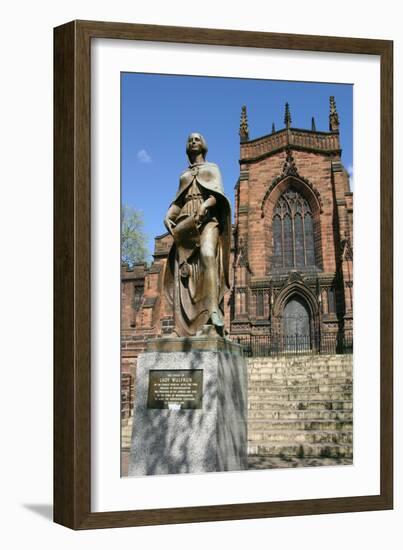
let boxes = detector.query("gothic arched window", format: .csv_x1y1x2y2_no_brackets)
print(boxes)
272,187,316,269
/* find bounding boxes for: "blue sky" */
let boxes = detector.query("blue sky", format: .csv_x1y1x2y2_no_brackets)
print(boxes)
121,73,353,257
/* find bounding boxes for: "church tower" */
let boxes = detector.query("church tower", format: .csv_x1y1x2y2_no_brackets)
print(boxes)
231,98,353,353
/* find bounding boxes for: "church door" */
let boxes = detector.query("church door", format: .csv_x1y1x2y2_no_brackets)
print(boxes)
282,296,311,351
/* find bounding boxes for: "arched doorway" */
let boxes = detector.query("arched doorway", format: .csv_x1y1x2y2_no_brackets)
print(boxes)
282,296,311,351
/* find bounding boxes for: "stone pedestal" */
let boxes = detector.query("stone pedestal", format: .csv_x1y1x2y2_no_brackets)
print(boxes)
128,337,248,476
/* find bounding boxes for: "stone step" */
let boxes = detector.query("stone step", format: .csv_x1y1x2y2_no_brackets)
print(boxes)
248,430,353,445
249,391,352,401
248,443,353,458
248,409,353,421
248,356,353,364
248,363,352,375
248,370,353,382
248,380,352,395
248,354,352,362
121,417,133,450
248,372,352,383
248,400,353,411
245,355,353,460
247,456,353,468
248,419,352,431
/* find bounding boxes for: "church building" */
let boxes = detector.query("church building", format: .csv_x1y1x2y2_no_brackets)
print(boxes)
231,98,353,354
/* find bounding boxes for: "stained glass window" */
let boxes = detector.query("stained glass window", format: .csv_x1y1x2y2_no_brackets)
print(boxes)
273,215,282,267
305,213,315,267
283,214,293,267
272,187,317,269
294,213,304,267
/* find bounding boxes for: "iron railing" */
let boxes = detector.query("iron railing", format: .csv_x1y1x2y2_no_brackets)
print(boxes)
234,331,353,357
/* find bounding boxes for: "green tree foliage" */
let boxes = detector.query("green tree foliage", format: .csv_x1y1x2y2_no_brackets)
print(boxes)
121,205,150,266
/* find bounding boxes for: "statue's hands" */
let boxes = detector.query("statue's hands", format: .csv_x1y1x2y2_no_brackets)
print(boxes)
195,204,208,225
164,204,180,235
164,217,176,235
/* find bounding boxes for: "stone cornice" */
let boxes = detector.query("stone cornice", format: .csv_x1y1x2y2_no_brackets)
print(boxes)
240,128,340,163
240,144,341,165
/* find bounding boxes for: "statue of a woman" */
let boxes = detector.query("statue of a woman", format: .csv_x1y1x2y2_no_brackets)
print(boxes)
163,133,231,337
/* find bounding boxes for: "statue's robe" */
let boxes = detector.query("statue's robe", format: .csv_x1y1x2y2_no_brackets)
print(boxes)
164,161,231,336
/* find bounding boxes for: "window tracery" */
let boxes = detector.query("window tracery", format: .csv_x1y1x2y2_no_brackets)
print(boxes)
272,187,316,269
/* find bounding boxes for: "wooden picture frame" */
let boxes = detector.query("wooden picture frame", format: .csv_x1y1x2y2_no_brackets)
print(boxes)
54,20,393,529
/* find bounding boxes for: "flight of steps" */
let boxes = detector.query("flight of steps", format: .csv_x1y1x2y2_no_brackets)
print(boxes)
247,354,353,460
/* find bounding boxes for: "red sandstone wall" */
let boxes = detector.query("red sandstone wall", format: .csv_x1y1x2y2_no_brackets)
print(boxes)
242,150,341,278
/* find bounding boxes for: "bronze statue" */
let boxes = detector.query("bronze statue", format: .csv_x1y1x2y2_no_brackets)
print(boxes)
164,133,231,337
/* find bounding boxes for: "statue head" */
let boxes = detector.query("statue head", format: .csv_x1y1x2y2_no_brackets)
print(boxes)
186,132,208,160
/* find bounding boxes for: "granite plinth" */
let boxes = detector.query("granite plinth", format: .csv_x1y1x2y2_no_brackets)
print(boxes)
129,337,247,476
145,335,244,354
